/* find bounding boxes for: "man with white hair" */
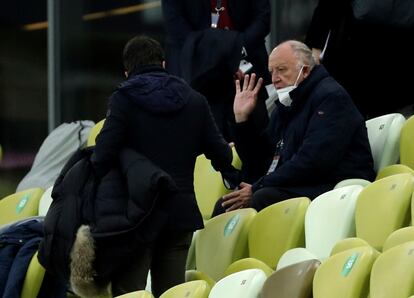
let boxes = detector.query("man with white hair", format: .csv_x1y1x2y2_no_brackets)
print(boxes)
213,40,375,214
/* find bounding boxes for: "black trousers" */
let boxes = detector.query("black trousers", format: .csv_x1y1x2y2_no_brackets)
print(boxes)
111,230,192,297
212,186,295,216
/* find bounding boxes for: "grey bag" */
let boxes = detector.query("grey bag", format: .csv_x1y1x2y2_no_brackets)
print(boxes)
16,120,95,192
351,0,414,28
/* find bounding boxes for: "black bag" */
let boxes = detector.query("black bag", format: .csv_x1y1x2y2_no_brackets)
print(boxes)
351,0,414,28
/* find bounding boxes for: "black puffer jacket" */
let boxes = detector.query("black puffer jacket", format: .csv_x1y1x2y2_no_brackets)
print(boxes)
38,147,177,297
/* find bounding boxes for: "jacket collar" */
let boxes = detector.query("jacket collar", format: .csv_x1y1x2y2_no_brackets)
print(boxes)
129,65,167,78
289,65,330,109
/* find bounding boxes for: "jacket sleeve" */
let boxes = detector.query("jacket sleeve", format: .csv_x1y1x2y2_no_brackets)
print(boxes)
252,92,360,191
200,97,240,188
233,119,274,182
239,0,270,55
91,92,129,178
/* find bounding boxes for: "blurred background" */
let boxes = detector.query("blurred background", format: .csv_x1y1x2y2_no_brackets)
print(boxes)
0,0,317,197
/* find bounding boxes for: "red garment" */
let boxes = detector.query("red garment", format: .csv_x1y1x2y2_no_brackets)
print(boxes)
211,0,234,30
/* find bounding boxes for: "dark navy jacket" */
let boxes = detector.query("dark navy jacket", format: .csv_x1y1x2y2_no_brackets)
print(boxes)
235,65,375,199
92,66,238,231
161,0,271,83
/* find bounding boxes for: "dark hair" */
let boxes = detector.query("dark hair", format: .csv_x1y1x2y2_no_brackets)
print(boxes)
122,35,164,74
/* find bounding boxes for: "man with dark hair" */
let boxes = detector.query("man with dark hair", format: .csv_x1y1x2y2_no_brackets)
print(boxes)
91,35,238,296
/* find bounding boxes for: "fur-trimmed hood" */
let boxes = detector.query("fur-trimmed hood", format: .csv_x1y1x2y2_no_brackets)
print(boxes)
70,225,111,298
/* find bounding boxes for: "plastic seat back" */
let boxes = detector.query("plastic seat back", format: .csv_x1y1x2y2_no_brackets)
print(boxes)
21,252,46,298
376,164,414,180
365,113,405,172
313,246,379,298
38,186,53,216
355,173,413,250
400,115,414,170
0,188,44,226
194,146,241,220
208,269,267,298
305,185,363,259
195,208,256,281
160,280,210,298
261,259,320,298
370,241,414,298
382,226,414,251
86,119,105,147
116,290,154,298
247,198,309,270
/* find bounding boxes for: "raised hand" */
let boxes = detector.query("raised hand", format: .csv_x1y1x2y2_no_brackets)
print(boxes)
233,73,263,123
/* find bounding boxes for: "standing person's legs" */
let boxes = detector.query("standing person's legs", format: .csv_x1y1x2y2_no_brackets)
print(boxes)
111,246,152,296
150,231,192,297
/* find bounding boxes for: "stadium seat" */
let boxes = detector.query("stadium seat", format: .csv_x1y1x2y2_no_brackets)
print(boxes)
313,246,379,298
38,186,53,216
369,241,414,298
208,269,267,298
370,115,414,181
86,119,105,147
0,188,44,226
277,186,362,269
400,115,414,170
159,280,210,298
376,163,414,180
382,226,414,252
261,259,320,298
330,238,371,256
186,208,256,283
355,173,413,251
115,290,154,298
334,113,406,189
21,252,46,298
228,197,310,274
194,146,241,220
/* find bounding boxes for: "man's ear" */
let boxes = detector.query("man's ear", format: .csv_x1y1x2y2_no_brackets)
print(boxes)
302,65,311,79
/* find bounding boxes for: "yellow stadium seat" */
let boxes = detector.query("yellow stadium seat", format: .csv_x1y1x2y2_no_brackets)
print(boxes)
186,208,256,282
193,146,242,220
400,115,414,170
225,197,310,275
21,252,46,298
115,290,154,298
0,188,44,226
86,119,105,147
369,241,414,298
313,246,379,298
382,226,414,252
355,173,413,251
159,280,210,298
330,238,372,256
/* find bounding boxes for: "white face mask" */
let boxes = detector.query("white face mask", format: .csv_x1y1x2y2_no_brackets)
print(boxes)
276,65,305,107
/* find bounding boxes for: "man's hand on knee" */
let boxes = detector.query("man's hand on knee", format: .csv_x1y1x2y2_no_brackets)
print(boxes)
221,182,252,212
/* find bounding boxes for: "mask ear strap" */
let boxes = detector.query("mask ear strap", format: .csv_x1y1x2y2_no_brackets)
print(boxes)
293,65,305,86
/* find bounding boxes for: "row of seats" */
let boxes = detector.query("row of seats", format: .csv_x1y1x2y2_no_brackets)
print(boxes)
0,114,413,297
179,172,414,297
117,226,414,297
